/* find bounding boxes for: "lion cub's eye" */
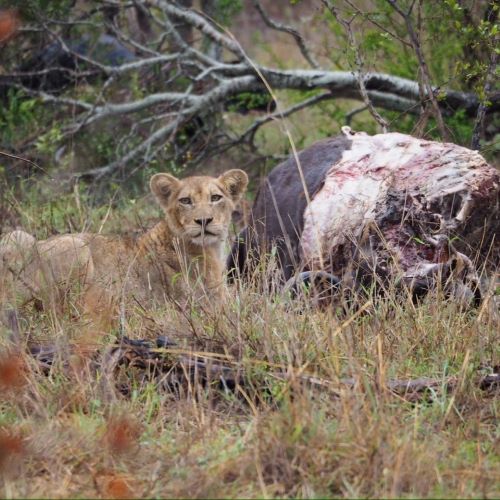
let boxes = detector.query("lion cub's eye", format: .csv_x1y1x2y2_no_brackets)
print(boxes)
179,197,192,205
211,194,222,202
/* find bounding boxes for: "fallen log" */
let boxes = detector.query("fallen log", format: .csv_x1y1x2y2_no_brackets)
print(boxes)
228,128,500,303
26,336,500,404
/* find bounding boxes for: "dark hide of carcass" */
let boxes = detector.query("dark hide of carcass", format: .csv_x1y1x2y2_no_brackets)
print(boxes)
228,128,499,303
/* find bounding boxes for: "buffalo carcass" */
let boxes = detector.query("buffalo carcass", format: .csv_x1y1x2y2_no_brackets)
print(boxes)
228,127,500,304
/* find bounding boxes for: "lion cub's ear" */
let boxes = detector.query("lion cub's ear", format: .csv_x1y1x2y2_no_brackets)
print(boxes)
150,173,180,206
218,169,248,203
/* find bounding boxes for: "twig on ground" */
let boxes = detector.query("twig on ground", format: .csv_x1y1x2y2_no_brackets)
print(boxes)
26,336,500,403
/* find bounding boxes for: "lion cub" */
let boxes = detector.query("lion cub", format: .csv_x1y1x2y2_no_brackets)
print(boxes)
0,169,248,338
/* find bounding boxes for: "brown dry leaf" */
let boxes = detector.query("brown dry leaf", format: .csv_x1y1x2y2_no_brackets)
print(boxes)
0,352,26,392
102,474,135,499
104,416,142,455
0,9,19,44
0,428,25,472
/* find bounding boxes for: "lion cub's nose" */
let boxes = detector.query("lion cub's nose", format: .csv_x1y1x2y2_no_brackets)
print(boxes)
195,217,213,227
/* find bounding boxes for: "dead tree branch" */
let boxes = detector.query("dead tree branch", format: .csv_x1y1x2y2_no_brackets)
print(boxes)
241,91,333,147
0,1,497,179
471,48,498,150
26,336,500,404
252,0,320,69
323,0,389,132
386,0,450,140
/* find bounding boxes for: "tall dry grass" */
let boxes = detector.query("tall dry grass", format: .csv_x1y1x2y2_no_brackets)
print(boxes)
0,230,498,498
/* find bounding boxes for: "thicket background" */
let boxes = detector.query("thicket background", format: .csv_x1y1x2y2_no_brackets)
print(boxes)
1,0,498,231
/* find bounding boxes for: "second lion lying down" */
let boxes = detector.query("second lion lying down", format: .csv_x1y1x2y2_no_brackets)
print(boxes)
0,169,248,338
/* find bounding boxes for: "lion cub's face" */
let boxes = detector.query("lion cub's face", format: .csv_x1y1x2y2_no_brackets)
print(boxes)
150,169,248,247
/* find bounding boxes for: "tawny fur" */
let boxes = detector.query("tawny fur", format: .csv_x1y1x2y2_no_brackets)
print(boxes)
0,170,248,342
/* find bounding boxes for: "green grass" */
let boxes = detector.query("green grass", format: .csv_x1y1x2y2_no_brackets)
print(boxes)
0,197,498,499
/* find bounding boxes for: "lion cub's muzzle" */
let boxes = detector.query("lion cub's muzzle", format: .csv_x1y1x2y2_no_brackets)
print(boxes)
195,217,213,230
185,219,226,245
